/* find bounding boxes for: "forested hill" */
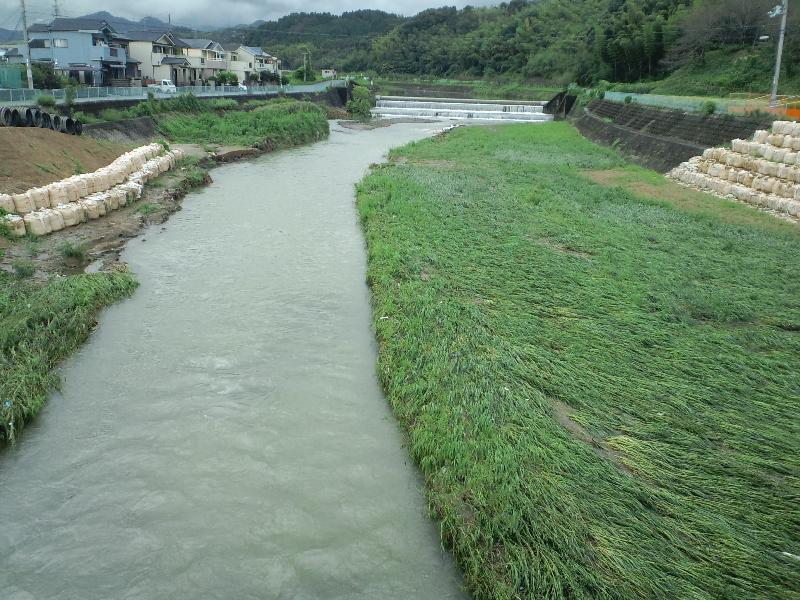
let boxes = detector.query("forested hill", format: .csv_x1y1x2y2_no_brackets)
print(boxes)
213,10,404,71
370,0,797,87
208,0,798,96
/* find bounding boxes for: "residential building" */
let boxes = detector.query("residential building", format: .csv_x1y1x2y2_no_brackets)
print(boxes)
0,47,24,64
26,18,135,85
225,45,279,84
321,69,337,79
179,38,227,84
125,31,191,85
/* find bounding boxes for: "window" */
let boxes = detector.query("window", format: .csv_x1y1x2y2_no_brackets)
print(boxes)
53,39,68,48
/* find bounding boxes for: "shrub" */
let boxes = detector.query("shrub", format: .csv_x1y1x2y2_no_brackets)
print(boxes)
347,84,374,120
36,94,56,108
216,71,239,86
58,241,88,263
624,95,633,104
701,101,717,116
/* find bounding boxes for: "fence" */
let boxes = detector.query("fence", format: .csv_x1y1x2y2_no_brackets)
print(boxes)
604,91,800,118
0,79,348,106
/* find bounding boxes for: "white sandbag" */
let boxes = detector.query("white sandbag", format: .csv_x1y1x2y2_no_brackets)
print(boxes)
787,200,800,216
80,199,101,220
30,188,50,210
64,180,80,203
768,134,785,147
47,183,67,206
763,162,780,177
23,211,52,235
772,121,793,135
57,203,81,227
3,214,26,236
44,208,65,231
0,193,14,213
753,130,769,144
12,192,35,215
784,151,798,165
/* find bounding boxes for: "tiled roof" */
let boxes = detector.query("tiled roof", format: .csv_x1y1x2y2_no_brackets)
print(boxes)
29,18,115,33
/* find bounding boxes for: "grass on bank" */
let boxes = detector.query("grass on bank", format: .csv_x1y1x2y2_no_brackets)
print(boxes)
157,100,330,147
356,122,799,599
0,270,137,444
373,76,560,101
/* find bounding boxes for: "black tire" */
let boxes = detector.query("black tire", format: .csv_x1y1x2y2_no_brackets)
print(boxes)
52,114,62,131
0,107,8,127
64,117,75,135
32,108,42,127
73,119,83,136
39,112,52,129
9,108,22,127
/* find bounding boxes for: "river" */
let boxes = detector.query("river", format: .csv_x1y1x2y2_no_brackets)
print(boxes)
0,122,466,599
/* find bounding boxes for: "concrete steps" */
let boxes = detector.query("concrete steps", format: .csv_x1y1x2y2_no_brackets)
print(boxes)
372,95,553,123
668,120,800,218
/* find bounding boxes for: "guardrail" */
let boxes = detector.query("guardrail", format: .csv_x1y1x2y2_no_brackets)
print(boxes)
0,79,348,106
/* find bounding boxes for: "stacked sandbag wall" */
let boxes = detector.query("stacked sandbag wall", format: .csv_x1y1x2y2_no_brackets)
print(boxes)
667,120,800,219
1,143,184,237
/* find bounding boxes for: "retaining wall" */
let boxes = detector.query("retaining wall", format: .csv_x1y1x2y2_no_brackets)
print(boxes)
575,99,773,172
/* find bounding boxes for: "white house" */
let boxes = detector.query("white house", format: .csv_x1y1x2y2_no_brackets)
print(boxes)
225,45,279,84
125,31,191,85
180,38,227,84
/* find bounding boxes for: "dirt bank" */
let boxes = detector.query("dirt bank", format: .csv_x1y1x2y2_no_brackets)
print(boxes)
0,128,127,194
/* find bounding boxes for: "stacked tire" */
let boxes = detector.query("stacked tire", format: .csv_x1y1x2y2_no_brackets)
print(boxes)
0,105,82,136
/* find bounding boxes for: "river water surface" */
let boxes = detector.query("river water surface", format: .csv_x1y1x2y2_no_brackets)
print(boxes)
0,122,466,599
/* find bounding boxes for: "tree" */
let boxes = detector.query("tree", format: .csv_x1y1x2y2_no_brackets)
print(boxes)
215,71,239,85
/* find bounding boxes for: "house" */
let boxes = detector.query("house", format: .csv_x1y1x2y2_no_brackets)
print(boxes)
0,47,24,64
26,18,135,85
180,38,227,84
125,31,191,85
321,69,337,79
225,45,279,84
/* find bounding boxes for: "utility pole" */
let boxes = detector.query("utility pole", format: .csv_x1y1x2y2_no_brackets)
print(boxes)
53,0,60,18
303,52,308,82
19,0,34,90
770,0,789,107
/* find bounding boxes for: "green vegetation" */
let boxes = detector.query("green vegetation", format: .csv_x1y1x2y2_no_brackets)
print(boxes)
346,84,374,119
356,123,799,599
214,71,240,86
211,2,799,96
649,48,800,97
88,95,240,123
0,270,137,444
136,203,161,215
374,76,560,101
36,94,56,108
157,100,329,147
58,241,88,263
11,258,35,279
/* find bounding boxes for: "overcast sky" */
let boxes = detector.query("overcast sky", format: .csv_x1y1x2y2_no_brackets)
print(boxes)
2,0,500,30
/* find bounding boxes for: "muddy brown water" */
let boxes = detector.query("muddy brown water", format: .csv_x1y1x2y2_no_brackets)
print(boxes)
0,122,467,599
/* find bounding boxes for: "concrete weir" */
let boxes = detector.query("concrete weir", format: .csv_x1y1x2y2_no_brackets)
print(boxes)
372,95,554,123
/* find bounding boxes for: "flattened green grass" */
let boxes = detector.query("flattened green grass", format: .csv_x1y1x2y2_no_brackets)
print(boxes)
0,271,137,444
356,122,800,599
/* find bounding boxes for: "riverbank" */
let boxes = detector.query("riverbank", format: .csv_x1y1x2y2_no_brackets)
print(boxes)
0,100,330,444
356,122,799,598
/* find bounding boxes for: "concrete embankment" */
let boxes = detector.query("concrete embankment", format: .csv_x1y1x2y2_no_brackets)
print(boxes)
575,99,773,172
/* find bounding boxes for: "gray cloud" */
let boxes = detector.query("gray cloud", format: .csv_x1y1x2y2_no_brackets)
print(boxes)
9,0,500,30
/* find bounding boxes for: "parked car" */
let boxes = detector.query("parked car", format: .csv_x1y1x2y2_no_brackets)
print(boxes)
147,80,177,94
237,83,248,92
